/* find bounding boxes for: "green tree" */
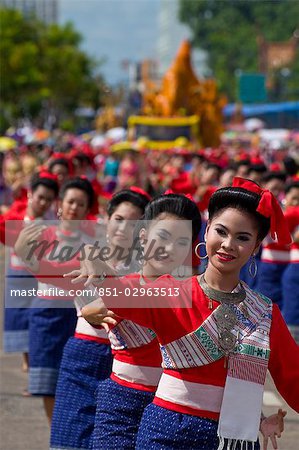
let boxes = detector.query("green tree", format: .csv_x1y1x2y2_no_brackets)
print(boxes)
0,8,105,130
179,0,299,101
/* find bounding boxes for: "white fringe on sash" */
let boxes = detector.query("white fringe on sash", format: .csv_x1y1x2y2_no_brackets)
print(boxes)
217,437,256,450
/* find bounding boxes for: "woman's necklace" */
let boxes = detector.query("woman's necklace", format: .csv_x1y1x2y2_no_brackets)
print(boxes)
198,275,246,304
199,275,247,366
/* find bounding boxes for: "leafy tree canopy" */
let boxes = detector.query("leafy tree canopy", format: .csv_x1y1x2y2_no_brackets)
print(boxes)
179,0,299,100
0,7,106,130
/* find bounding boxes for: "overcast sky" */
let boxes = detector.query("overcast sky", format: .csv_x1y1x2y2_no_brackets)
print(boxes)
59,0,160,85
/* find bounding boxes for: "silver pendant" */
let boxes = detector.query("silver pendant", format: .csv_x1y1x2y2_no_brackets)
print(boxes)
214,304,237,330
219,330,237,352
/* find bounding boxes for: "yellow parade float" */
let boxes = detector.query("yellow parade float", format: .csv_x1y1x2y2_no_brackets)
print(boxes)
128,40,227,150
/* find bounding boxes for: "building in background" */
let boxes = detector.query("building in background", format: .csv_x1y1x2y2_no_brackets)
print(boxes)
157,0,208,78
0,0,58,23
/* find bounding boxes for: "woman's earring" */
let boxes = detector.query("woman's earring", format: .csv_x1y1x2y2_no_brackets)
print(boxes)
194,242,208,260
106,234,110,245
57,208,62,219
248,254,257,278
138,245,145,263
177,265,186,278
139,245,146,285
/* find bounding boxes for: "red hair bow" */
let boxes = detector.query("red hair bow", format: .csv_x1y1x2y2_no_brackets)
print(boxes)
130,186,152,201
39,171,58,182
232,177,292,245
50,153,68,160
164,189,195,202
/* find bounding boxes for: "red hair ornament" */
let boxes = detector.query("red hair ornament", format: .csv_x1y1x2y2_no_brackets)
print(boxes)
129,186,152,201
39,171,59,182
164,189,194,202
232,177,292,245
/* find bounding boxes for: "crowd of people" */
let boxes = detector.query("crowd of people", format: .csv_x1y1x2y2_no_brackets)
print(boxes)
0,133,298,449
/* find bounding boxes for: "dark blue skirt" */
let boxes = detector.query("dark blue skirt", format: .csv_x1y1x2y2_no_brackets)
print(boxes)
282,263,299,343
92,377,155,450
136,404,260,450
3,267,37,352
256,261,287,309
29,298,77,396
50,336,112,450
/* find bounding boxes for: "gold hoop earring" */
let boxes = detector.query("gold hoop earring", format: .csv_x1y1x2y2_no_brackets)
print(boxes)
194,242,208,260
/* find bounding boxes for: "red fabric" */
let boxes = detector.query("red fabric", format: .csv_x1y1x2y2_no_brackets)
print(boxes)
153,397,219,420
170,172,195,194
129,186,151,201
269,163,282,172
110,373,157,392
164,189,195,202
39,171,58,182
6,198,27,214
25,226,83,292
51,152,67,160
0,207,27,246
113,337,161,367
14,187,28,204
232,177,292,245
111,338,162,391
106,275,299,416
285,206,299,234
74,332,110,344
196,186,217,212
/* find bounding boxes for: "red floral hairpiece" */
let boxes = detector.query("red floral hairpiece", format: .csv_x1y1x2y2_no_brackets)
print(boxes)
39,171,58,182
130,186,151,201
232,177,292,245
50,153,68,160
164,189,195,202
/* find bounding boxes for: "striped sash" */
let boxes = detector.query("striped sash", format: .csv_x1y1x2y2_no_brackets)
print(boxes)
160,285,272,385
109,319,157,350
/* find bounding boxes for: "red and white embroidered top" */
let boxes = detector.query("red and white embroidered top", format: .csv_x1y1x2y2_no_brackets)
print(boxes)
103,275,299,419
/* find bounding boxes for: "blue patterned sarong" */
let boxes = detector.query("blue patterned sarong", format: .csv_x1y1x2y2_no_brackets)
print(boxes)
92,377,154,450
282,262,299,343
29,298,77,396
3,266,37,352
256,261,287,310
136,404,260,450
50,336,112,450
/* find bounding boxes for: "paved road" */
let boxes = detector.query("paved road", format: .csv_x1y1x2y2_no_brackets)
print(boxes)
0,246,298,450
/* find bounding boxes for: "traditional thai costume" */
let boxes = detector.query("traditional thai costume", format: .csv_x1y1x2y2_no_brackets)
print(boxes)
50,267,139,450
27,226,90,396
92,314,162,450
102,274,299,450
256,236,289,310
99,178,298,449
282,205,299,343
50,300,112,450
1,207,38,353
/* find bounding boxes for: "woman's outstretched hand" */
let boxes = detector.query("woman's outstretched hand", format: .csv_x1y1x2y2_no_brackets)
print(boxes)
14,222,46,271
260,408,287,450
80,298,117,332
64,244,116,287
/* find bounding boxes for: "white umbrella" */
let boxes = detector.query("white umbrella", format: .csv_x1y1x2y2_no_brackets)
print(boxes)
105,127,126,142
91,135,106,148
244,118,265,132
258,129,290,142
